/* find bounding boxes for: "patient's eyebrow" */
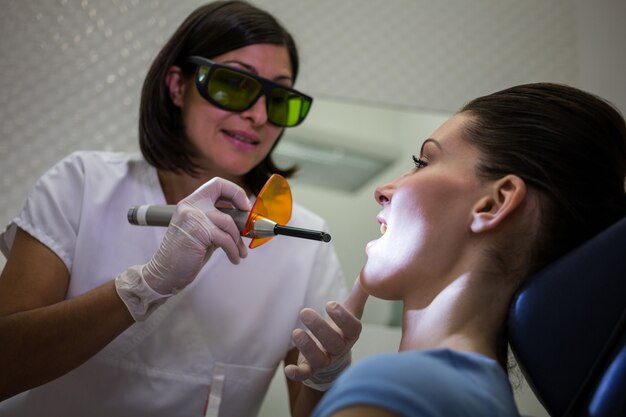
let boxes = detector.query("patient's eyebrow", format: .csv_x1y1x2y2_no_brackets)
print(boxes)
420,138,443,153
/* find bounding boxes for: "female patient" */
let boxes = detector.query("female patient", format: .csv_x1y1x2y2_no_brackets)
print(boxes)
298,83,626,417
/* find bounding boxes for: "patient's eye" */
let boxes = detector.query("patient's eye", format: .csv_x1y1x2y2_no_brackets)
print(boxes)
412,155,428,170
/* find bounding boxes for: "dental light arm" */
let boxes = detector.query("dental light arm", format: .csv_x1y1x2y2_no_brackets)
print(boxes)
128,205,331,243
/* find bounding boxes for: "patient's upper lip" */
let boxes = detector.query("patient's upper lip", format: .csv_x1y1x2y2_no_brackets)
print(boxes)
377,215,387,235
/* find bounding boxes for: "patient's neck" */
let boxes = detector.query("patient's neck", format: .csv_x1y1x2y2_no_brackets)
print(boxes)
398,271,516,363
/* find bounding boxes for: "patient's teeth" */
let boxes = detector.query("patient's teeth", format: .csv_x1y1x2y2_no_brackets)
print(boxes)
380,223,387,235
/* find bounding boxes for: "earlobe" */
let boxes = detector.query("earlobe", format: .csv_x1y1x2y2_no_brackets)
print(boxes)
165,66,185,107
470,175,527,233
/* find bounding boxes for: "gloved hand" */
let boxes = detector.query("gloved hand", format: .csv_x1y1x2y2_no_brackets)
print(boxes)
116,177,251,321
284,277,369,391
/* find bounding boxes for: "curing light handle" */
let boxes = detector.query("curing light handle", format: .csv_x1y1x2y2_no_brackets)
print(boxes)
127,205,331,242
127,205,248,230
127,205,175,227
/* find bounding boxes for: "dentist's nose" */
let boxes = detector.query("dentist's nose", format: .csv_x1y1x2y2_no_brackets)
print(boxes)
240,95,269,126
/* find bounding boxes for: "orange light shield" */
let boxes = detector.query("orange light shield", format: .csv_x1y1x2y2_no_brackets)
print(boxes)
245,174,293,248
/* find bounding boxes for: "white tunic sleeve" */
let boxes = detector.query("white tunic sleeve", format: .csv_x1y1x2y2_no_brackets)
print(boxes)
1,151,86,270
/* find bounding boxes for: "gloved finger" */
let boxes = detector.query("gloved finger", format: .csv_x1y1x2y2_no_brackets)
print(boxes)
202,209,247,262
284,356,313,381
291,327,330,371
324,301,362,345
342,274,369,320
187,177,251,212
300,307,347,356
211,232,247,264
172,208,241,259
208,209,246,246
206,225,246,264
214,178,251,211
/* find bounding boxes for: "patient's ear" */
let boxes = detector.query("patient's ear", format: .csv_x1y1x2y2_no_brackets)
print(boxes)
165,66,185,107
471,175,526,233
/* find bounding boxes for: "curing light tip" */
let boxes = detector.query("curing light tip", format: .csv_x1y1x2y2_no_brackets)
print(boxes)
274,225,332,242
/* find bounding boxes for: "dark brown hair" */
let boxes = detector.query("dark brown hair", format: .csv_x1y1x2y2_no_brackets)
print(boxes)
139,1,298,194
461,83,626,369
460,83,626,276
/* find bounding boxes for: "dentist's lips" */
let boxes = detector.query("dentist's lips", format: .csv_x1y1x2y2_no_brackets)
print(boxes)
223,129,260,149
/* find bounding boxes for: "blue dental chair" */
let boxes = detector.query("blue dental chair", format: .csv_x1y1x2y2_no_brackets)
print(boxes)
509,215,626,417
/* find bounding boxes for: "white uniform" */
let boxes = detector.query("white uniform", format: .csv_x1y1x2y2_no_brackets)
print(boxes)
0,151,346,417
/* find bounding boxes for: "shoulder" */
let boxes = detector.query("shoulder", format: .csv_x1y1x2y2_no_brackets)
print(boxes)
45,150,152,190
339,350,460,386
314,350,519,417
348,349,511,394
54,150,143,174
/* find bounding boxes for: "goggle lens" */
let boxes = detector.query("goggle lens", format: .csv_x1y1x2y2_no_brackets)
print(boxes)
208,67,262,110
267,88,312,127
187,56,312,127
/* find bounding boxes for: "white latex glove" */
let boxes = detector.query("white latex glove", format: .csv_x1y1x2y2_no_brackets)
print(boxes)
284,277,369,391
116,177,251,321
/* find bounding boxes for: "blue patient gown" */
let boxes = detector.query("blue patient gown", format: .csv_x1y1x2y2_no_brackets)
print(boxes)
313,348,521,417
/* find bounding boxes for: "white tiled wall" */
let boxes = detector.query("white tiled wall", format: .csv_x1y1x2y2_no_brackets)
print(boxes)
0,0,580,228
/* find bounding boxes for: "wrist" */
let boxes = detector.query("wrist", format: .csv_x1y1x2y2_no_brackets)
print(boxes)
115,265,170,321
302,351,351,391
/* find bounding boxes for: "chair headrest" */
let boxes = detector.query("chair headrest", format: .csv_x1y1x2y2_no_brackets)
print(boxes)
508,215,626,416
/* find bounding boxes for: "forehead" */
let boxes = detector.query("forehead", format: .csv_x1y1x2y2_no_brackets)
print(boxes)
212,43,292,77
422,113,474,154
